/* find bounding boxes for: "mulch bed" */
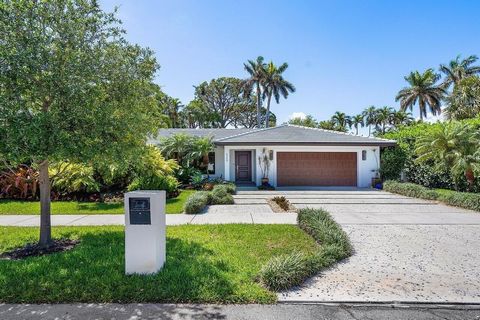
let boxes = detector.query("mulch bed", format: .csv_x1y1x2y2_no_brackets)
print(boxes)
0,239,80,260
267,199,298,213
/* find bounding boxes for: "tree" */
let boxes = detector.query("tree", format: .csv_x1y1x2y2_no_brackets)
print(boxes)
162,96,184,128
194,77,248,128
445,76,480,120
395,69,446,121
0,0,160,247
331,111,351,132
318,120,338,131
362,106,377,136
262,61,295,128
244,56,267,128
391,110,414,127
440,55,480,90
159,133,193,165
415,122,480,190
374,106,394,135
351,114,364,135
181,99,212,128
288,115,318,128
190,137,215,178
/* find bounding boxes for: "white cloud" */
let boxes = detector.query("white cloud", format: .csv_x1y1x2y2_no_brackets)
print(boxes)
289,112,307,120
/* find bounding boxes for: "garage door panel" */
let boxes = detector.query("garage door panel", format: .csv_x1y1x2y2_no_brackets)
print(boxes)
277,152,357,186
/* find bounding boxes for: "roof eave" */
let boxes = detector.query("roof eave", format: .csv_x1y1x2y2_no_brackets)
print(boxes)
215,141,397,147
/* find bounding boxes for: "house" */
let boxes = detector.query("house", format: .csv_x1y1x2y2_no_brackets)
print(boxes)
153,124,396,188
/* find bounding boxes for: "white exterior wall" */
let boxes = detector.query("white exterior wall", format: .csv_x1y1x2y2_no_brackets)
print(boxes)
211,146,224,178
222,145,380,188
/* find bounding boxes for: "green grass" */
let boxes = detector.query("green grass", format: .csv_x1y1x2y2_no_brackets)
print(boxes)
0,224,317,303
0,190,195,215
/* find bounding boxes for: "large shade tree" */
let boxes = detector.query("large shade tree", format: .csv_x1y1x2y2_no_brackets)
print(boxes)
262,61,295,128
0,0,162,247
395,69,446,121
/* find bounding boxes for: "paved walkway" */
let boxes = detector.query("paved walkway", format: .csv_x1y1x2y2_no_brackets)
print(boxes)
1,303,479,320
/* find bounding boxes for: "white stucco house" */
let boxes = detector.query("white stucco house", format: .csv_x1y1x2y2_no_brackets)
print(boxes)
153,124,396,188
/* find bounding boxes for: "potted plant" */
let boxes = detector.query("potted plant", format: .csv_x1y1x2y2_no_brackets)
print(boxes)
258,150,271,186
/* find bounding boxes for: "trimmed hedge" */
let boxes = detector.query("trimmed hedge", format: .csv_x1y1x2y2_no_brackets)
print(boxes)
258,208,352,291
383,180,438,200
183,191,211,214
384,180,480,212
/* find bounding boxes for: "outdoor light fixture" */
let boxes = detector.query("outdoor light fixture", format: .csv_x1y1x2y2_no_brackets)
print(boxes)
269,150,274,160
362,150,367,161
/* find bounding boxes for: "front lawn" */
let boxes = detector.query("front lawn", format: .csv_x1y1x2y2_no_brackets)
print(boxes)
0,190,195,215
0,224,317,303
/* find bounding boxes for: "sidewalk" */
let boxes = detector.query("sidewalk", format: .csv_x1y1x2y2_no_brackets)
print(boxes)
0,205,297,226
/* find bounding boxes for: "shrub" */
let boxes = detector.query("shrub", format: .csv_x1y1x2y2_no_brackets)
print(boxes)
127,174,178,194
380,147,407,180
210,185,234,205
183,191,211,214
438,191,480,212
212,183,236,195
50,162,99,194
0,165,39,199
272,196,290,211
258,208,351,291
383,180,438,200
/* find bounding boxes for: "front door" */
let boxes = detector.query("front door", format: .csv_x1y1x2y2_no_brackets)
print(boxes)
235,151,252,182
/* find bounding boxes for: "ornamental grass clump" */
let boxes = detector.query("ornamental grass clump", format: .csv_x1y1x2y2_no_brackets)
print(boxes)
258,208,352,291
271,196,290,211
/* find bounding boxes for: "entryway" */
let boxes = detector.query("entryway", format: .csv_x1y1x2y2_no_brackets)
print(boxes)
235,151,252,183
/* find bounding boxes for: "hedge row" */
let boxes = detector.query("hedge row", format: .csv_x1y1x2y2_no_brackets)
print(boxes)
258,208,352,291
384,180,480,212
183,183,235,214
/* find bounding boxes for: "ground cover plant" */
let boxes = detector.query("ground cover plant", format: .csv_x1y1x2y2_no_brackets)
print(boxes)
183,184,236,214
0,224,317,303
258,208,352,291
384,180,480,212
0,190,195,215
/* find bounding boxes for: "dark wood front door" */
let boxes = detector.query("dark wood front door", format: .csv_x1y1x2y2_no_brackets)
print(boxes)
235,151,252,182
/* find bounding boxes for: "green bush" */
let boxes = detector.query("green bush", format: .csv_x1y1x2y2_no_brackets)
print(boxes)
210,185,234,205
183,191,211,214
211,183,236,195
383,180,438,200
438,191,480,212
384,180,480,212
127,174,178,194
258,208,351,291
380,147,407,181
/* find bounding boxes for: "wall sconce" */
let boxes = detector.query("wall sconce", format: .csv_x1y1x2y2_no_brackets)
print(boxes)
361,150,367,161
269,150,274,160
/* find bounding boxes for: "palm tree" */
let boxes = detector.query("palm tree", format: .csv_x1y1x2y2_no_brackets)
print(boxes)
416,122,480,190
164,97,184,128
158,133,193,165
362,106,377,136
244,56,267,128
190,136,214,178
391,110,414,127
350,114,364,135
395,69,446,121
440,55,480,89
374,106,393,134
331,111,351,132
262,61,296,128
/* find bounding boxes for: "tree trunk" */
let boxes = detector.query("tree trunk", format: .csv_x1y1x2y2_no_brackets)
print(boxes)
265,92,272,128
465,167,475,191
355,126,358,135
38,160,52,247
256,84,262,128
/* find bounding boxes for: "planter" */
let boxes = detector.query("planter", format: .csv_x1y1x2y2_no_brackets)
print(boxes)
261,177,269,186
371,177,382,189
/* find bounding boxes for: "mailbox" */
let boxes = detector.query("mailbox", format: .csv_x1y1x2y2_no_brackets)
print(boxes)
124,191,166,274
129,197,151,225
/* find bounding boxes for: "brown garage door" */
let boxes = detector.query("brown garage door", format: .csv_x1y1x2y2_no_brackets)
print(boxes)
277,152,357,186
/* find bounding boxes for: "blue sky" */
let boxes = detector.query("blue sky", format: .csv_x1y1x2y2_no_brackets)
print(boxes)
101,0,480,124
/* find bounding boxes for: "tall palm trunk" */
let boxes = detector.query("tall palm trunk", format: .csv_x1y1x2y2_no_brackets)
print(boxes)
265,91,272,128
38,160,52,247
256,83,262,128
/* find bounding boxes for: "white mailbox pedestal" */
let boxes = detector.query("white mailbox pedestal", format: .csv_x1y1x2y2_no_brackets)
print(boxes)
124,190,166,275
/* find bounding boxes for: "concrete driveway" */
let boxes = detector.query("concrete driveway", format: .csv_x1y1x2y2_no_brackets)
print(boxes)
236,189,480,303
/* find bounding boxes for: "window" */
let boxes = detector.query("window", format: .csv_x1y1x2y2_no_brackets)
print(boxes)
208,152,215,174
362,150,367,161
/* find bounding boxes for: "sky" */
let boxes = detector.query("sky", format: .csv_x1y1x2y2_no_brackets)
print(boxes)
100,0,480,125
